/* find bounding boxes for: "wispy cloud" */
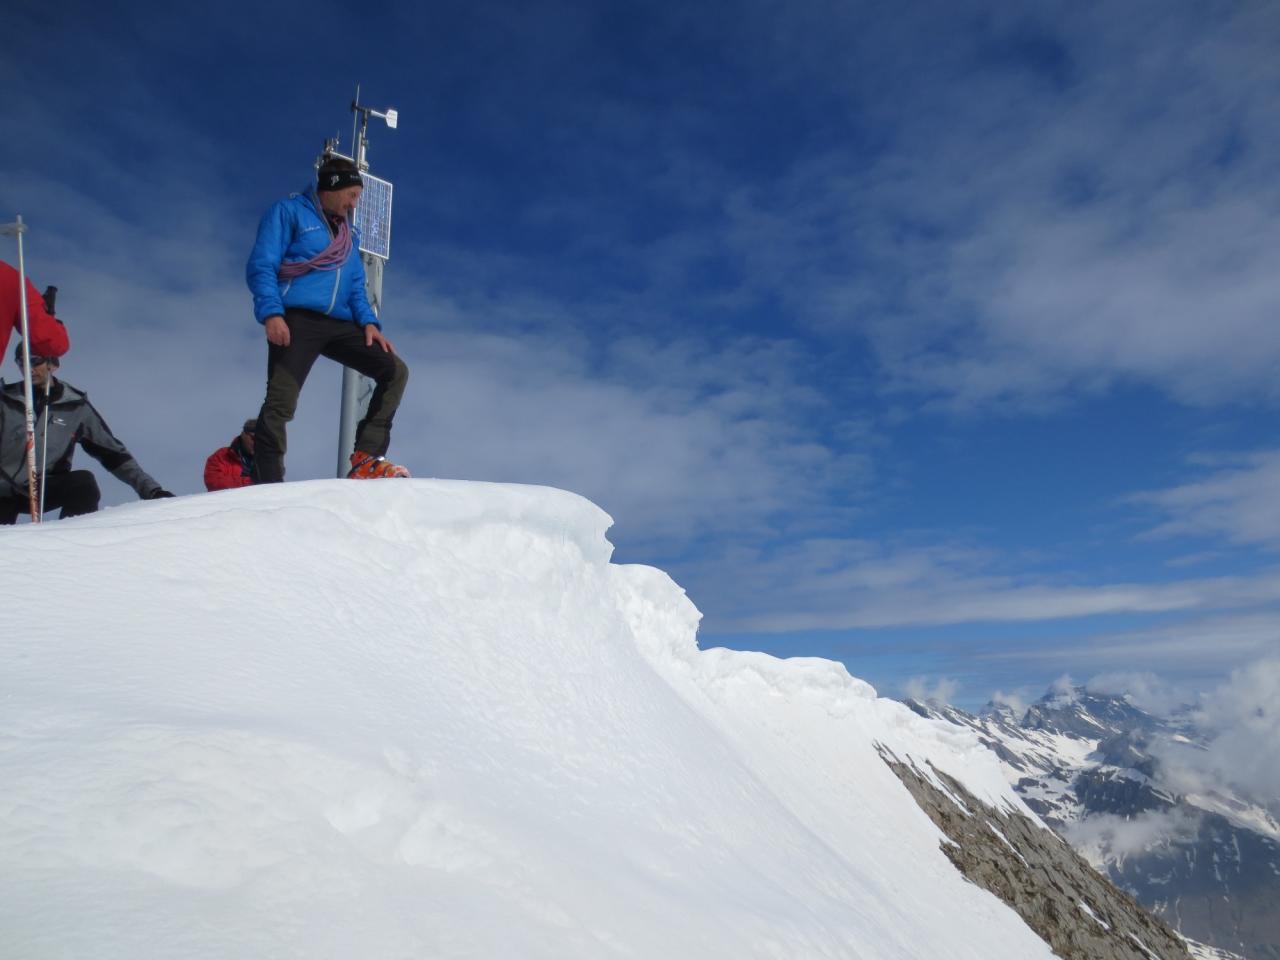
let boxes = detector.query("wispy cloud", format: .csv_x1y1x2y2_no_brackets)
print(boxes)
698,0,1280,411
695,536,1280,633
1084,671,1192,716
988,688,1034,717
1153,658,1280,809
1065,809,1202,863
991,611,1280,676
904,675,960,706
1133,450,1280,551
389,303,868,548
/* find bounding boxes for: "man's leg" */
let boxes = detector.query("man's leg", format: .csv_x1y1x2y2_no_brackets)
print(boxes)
321,324,410,459
42,470,101,519
252,310,329,483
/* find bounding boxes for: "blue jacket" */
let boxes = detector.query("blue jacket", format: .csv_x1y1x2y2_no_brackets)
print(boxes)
245,188,379,328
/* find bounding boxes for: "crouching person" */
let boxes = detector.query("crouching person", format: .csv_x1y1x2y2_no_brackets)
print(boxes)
204,418,256,491
0,346,173,523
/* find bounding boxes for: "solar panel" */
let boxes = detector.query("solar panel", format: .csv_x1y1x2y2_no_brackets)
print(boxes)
354,173,393,260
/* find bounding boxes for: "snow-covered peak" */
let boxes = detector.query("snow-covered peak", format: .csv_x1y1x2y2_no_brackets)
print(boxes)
981,700,1026,725
0,481,1055,959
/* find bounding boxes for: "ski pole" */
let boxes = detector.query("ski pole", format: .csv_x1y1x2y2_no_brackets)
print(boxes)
0,215,40,523
36,286,56,521
38,377,51,521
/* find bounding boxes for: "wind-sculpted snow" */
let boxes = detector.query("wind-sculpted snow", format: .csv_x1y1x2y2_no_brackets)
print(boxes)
1,481,1056,959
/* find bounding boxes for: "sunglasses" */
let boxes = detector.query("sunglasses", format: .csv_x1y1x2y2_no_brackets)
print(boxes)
25,357,60,368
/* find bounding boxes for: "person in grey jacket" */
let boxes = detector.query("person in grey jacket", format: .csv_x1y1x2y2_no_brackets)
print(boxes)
0,345,172,523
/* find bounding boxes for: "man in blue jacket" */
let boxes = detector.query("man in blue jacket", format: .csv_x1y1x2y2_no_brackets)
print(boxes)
246,156,410,482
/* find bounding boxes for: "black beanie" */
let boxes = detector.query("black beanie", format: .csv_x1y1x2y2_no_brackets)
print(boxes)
318,166,364,193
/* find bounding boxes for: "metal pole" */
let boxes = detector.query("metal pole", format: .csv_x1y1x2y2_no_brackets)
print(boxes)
1,216,41,522
335,250,383,476
336,106,379,477
337,366,360,475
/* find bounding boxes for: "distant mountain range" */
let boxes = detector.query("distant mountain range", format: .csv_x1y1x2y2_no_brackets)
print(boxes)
905,687,1280,960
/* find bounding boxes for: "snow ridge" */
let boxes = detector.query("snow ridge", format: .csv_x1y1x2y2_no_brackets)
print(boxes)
1,481,1054,959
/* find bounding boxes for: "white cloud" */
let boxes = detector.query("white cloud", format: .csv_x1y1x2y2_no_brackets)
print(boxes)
694,535,1280,633
1048,674,1077,700
988,689,1033,718
1064,809,1201,864
705,0,1280,411
390,316,864,548
903,676,959,706
990,611,1280,676
1084,672,1191,716
1154,659,1280,808
1133,450,1280,551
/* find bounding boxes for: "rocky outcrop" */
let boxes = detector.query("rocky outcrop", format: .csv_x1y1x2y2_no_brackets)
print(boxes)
903,688,1280,958
878,745,1192,960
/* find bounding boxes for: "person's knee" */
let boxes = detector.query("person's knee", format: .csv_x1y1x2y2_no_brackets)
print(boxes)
70,470,101,505
57,470,101,518
376,354,408,392
69,469,100,493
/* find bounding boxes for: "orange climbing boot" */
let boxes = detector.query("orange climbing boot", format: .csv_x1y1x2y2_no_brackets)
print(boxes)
348,451,411,479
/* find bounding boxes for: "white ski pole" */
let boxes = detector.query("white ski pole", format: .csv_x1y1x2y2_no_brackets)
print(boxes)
38,376,51,520
0,215,40,523
36,285,57,521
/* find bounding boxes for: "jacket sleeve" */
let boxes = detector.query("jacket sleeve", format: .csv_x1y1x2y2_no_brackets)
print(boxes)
204,447,251,491
246,201,294,324
345,234,380,329
76,401,162,498
20,276,70,358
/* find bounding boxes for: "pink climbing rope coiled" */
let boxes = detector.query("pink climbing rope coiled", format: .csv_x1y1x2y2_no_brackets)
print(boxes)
277,203,353,280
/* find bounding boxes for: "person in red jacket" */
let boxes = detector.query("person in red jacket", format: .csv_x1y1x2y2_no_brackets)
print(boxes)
2,260,69,362
204,419,257,491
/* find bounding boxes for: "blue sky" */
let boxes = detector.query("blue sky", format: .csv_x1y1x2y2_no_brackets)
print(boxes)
5,0,1280,710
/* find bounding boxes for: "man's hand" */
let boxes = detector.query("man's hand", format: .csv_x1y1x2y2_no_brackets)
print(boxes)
365,324,395,354
265,315,290,347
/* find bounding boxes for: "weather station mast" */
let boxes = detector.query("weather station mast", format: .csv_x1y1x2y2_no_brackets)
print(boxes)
319,89,398,477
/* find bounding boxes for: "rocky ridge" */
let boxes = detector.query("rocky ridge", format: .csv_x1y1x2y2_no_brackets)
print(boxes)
878,744,1192,960
903,688,1277,960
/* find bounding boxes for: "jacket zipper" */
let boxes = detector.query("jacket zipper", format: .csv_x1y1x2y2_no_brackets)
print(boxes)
312,190,342,316
327,263,341,315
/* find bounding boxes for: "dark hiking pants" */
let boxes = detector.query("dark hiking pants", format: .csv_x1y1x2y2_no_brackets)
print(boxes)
0,469,101,524
252,308,409,484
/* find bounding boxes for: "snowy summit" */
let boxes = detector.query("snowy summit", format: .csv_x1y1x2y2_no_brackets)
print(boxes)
2,480,1059,958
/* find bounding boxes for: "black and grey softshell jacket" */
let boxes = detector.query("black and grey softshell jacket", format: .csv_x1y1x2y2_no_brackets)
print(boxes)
0,379,163,500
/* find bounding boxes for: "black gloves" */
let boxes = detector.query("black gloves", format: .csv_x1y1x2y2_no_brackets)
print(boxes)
147,489,175,500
